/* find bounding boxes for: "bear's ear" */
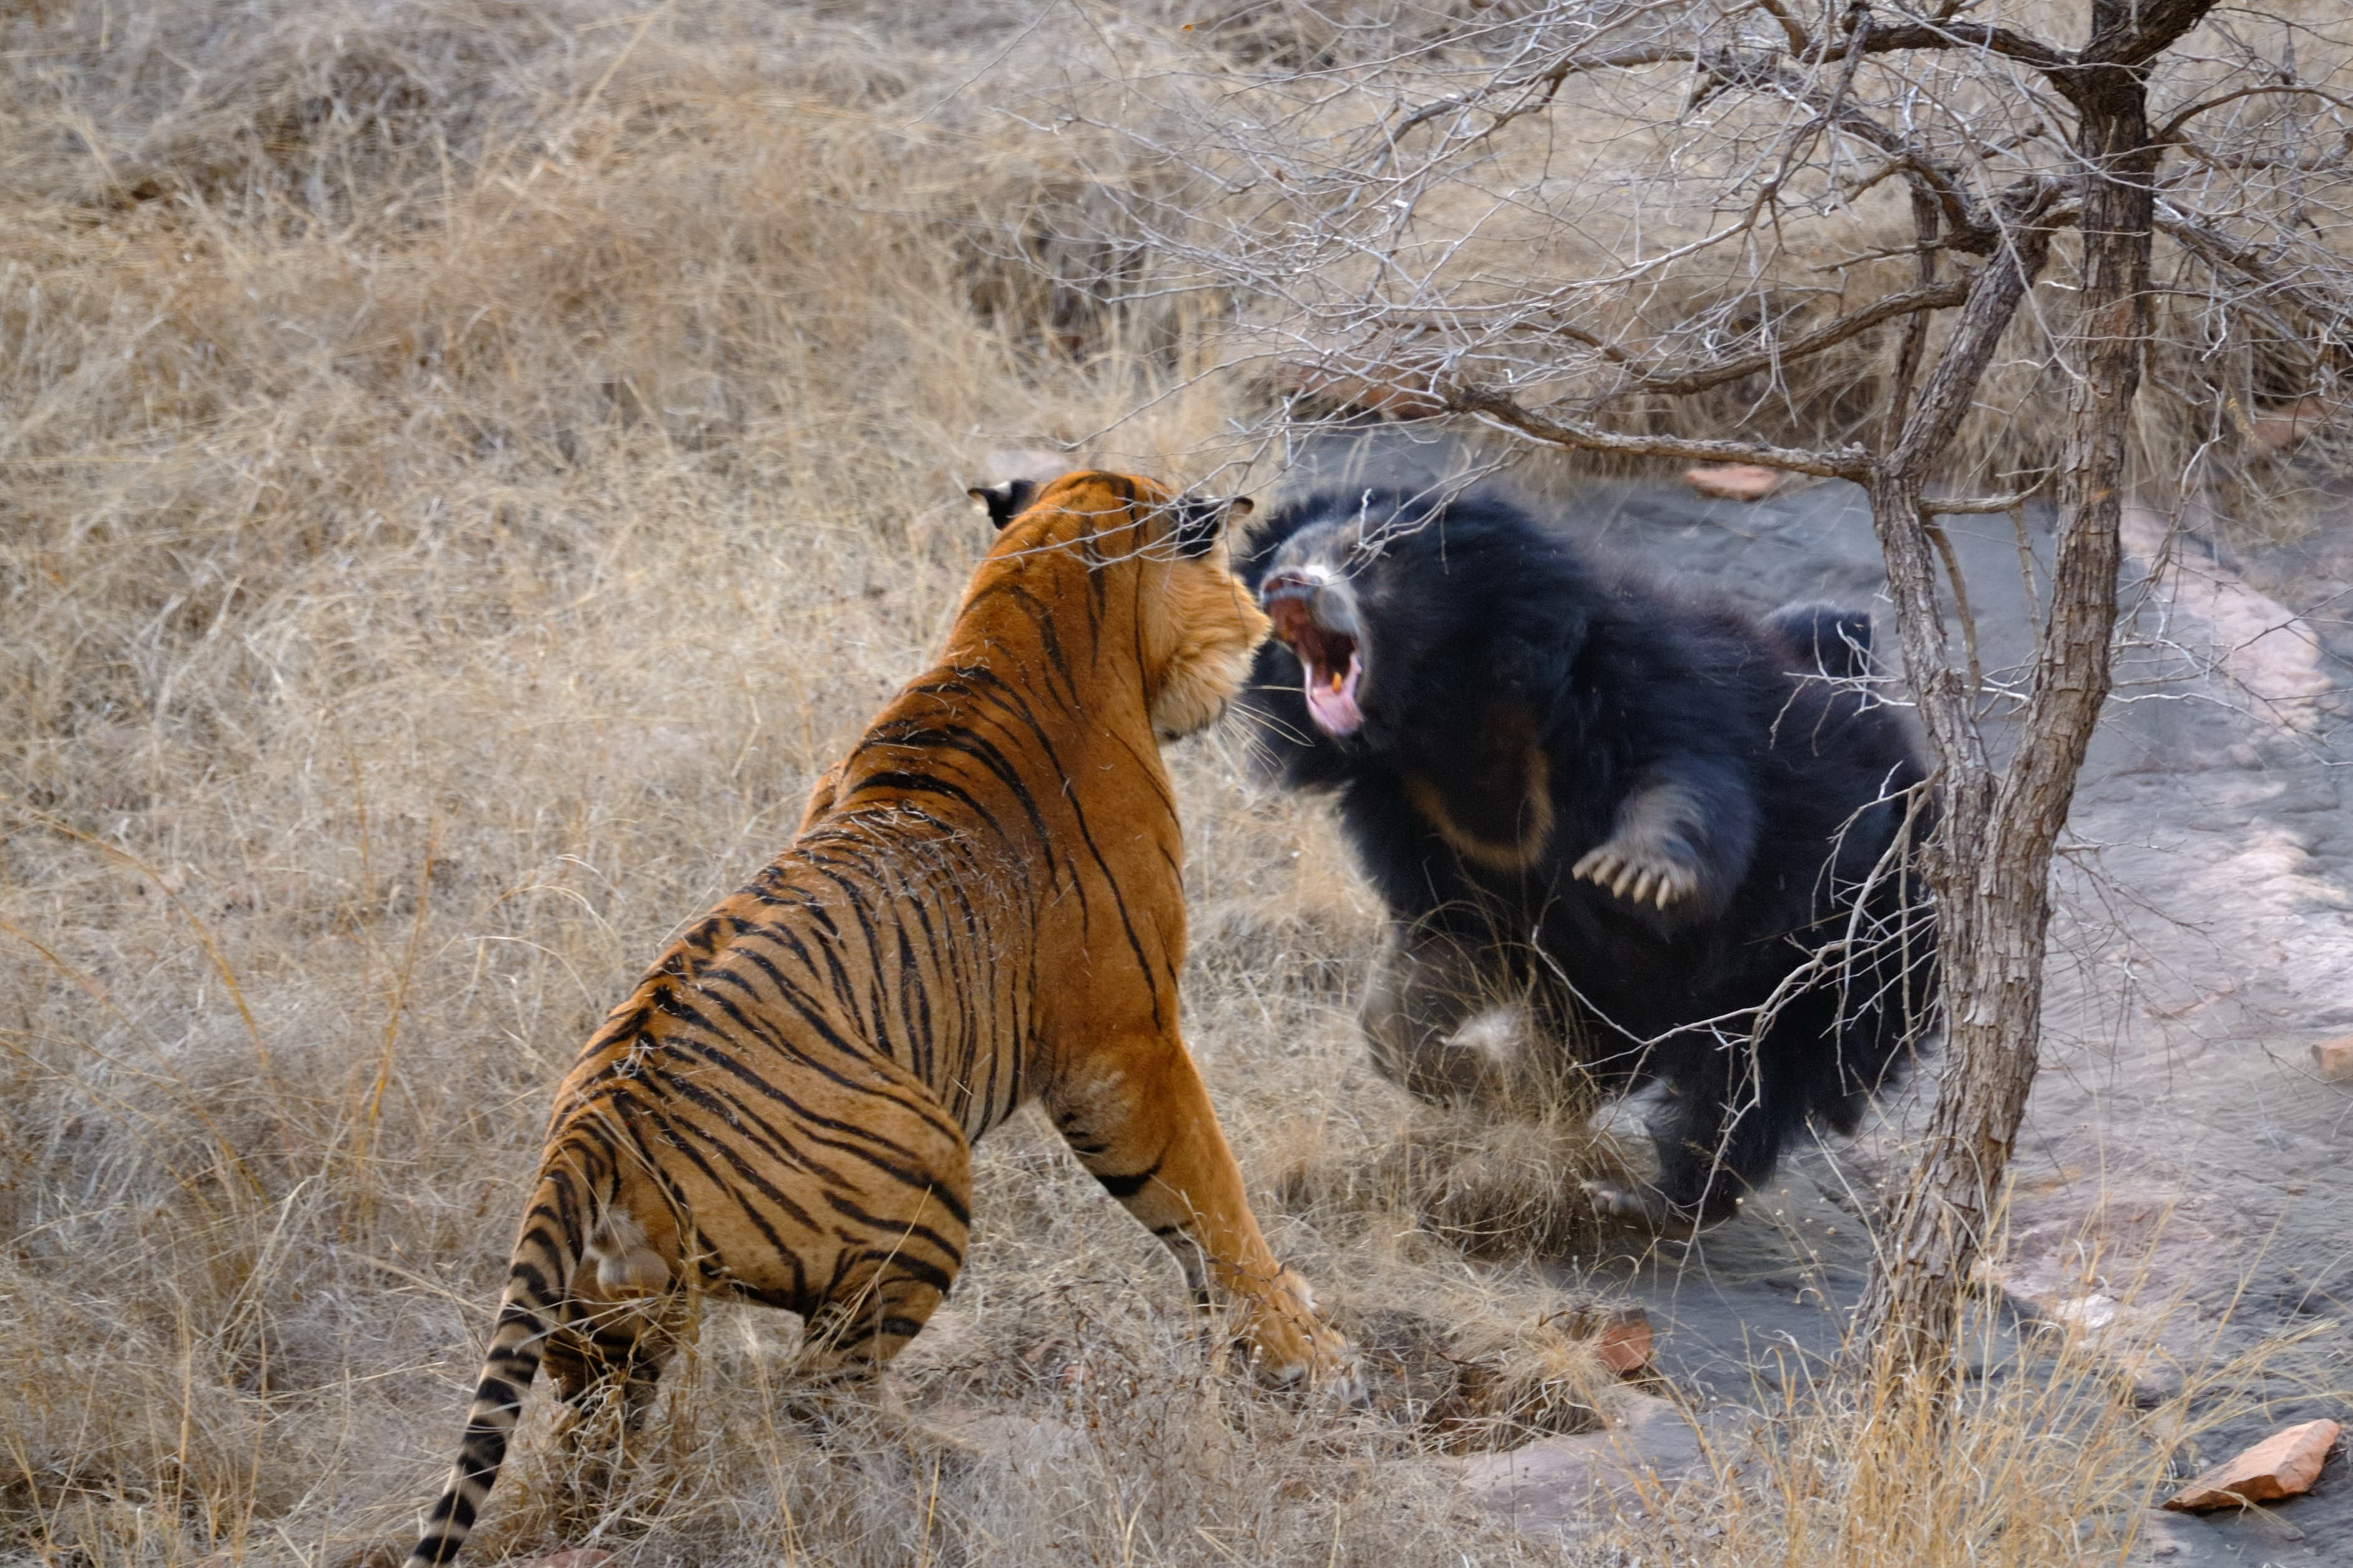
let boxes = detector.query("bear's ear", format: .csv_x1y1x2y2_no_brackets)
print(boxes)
969,478,1040,530
1168,495,1253,558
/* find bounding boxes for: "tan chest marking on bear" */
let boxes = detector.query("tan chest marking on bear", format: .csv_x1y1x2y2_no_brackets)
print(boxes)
1402,742,1555,873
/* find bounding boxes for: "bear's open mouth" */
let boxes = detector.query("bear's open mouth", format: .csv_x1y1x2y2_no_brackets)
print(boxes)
1262,573,1365,737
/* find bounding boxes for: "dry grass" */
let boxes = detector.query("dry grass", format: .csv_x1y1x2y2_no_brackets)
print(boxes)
0,3,2311,1566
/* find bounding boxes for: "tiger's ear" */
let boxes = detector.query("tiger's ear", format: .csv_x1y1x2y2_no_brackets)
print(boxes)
968,478,1040,531
1169,495,1253,558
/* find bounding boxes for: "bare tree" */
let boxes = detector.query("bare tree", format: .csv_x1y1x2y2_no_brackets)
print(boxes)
1045,0,2353,1375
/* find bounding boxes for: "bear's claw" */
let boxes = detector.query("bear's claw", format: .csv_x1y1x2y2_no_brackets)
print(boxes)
1571,844,1699,908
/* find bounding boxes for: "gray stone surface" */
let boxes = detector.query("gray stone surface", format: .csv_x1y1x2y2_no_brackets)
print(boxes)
1455,1391,1708,1545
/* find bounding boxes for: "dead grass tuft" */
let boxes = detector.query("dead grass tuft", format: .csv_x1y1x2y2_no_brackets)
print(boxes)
1278,1100,1630,1264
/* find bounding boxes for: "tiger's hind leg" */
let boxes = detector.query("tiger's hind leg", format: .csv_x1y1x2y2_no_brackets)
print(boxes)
539,1209,690,1522
783,1119,973,1424
786,1267,956,1434
791,1230,967,1400
540,1289,690,1524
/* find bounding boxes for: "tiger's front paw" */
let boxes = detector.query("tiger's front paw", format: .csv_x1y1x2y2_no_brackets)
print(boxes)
1240,1270,1366,1403
1572,835,1702,910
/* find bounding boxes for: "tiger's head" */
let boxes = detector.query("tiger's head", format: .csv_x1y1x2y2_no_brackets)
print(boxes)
969,471,1269,741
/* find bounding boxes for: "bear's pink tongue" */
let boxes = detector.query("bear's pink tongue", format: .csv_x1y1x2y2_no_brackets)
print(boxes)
1303,653,1364,736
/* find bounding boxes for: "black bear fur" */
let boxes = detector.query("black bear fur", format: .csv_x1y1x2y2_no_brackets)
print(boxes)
1238,485,1937,1230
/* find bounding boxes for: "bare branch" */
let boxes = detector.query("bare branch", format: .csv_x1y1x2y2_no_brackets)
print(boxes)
1444,384,1869,479
1387,274,1977,402
2156,81,2353,145
1379,3,1709,152
2081,0,2222,69
1601,276,1974,400
1889,188,2063,479
1690,44,2001,251
1883,180,1947,447
1751,0,1813,58
1924,491,2038,514
1857,21,2077,77
1857,3,2209,83
2166,135,2352,173
2155,203,2353,354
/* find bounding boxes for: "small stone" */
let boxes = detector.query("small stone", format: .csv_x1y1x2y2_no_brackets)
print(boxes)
2055,1293,2119,1331
1593,1309,1653,1376
1683,464,1782,502
2163,1418,2339,1511
512,1552,615,1568
2312,1035,2353,1082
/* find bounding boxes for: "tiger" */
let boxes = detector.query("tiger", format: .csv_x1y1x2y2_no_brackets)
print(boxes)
401,470,1359,1567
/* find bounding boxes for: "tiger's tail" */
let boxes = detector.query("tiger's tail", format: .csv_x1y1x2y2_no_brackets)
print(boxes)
404,1160,595,1567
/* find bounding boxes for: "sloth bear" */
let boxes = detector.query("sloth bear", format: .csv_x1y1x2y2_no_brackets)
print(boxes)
1238,485,1936,1232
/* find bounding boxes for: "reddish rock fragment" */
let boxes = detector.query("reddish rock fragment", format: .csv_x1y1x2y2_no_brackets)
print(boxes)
1593,1310,1653,1376
2163,1418,2339,1511
1683,464,1781,502
2312,1035,2353,1083
1552,1303,1655,1378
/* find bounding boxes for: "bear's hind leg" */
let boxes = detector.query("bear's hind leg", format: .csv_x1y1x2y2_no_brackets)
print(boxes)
1586,1001,1822,1234
1361,922,1529,1104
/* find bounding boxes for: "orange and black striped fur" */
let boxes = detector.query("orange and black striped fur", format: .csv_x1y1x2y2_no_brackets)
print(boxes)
404,472,1358,1566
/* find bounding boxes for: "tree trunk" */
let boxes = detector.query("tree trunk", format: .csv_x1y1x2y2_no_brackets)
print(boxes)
1858,0,2201,1375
